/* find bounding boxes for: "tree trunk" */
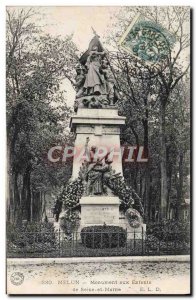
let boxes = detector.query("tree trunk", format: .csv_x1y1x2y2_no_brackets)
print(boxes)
13,171,21,223
7,114,20,223
21,165,32,221
167,163,172,219
144,169,150,222
32,191,42,221
176,152,184,219
42,192,46,220
160,99,168,219
142,116,149,222
147,174,153,221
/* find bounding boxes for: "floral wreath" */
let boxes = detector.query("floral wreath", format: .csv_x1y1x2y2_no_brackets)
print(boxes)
125,208,143,228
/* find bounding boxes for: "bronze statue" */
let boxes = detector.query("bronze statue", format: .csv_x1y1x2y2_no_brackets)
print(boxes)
81,138,112,196
83,45,106,96
73,32,119,110
101,57,119,105
75,64,86,98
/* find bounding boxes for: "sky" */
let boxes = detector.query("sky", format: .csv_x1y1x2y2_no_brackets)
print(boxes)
37,6,120,50
8,6,120,49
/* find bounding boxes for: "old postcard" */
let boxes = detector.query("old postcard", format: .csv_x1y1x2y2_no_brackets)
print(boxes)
6,6,191,295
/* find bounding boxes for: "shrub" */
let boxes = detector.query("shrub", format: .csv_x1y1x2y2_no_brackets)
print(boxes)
147,219,190,243
145,233,190,254
146,220,190,254
145,234,159,251
7,222,57,254
81,225,127,249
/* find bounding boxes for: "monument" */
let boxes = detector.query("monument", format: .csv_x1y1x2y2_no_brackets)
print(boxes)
62,32,145,237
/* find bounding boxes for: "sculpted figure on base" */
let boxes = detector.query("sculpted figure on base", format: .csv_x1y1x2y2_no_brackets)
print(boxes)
73,32,119,110
83,45,106,96
79,137,112,196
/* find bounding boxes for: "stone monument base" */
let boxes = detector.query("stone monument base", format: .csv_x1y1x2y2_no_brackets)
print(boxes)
78,196,146,240
80,196,120,227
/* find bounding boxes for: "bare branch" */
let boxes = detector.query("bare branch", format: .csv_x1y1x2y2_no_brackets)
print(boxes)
171,64,190,90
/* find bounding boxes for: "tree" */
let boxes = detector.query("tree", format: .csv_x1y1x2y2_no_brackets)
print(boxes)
106,6,190,219
164,77,190,219
6,8,78,223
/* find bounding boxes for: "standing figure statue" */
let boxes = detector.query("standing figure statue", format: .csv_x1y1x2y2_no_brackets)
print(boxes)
74,31,119,108
74,64,86,111
101,57,119,105
75,64,86,98
83,45,106,96
82,138,112,196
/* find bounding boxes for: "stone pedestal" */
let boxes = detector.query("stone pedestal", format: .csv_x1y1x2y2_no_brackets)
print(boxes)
80,196,120,226
70,107,146,240
78,197,146,239
70,108,126,179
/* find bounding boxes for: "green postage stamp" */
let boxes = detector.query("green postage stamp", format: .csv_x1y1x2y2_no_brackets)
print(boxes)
119,13,176,64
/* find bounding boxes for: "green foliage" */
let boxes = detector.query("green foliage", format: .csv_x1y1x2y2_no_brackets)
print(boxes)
7,11,76,182
105,6,190,220
58,178,84,230
7,222,57,254
6,8,78,222
81,226,127,249
145,220,190,254
105,170,144,216
60,178,84,209
147,220,190,242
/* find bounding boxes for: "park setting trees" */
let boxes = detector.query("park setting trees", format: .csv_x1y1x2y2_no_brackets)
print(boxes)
106,6,190,221
6,8,77,223
6,7,190,225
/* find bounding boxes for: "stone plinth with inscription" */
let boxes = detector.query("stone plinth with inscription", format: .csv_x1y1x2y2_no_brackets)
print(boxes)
80,196,120,226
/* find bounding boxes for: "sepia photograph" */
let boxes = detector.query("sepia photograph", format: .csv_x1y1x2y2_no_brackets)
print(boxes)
6,5,191,295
